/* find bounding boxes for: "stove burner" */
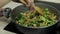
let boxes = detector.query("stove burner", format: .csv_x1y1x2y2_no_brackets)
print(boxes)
4,22,23,34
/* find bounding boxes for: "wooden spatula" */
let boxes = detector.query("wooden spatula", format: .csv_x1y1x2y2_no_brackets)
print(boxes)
33,6,44,16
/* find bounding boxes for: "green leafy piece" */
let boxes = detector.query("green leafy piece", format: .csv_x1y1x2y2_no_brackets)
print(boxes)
31,19,36,24
44,8,50,17
39,16,46,21
46,18,55,26
16,13,23,20
18,17,25,24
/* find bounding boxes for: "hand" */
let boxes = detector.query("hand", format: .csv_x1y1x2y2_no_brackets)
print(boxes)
19,0,34,7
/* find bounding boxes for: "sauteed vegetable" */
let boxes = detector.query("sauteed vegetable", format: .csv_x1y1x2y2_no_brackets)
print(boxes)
16,6,57,28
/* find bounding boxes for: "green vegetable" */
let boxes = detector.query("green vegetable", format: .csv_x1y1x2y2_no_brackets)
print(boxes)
16,13,23,20
44,8,50,17
39,16,46,21
16,7,57,28
32,19,36,24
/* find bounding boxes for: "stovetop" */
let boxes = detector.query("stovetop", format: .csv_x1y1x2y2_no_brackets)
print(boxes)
4,1,60,34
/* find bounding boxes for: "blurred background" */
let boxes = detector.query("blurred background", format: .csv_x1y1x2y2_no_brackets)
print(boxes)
0,0,60,8
0,0,11,7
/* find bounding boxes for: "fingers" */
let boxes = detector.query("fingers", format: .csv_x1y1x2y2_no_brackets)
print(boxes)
25,0,32,7
19,0,34,7
26,0,34,7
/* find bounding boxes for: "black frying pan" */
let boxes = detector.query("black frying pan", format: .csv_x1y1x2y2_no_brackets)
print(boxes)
0,2,60,34
11,3,60,34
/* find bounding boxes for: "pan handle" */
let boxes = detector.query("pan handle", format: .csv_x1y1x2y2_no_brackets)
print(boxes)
0,8,12,18
0,8,3,17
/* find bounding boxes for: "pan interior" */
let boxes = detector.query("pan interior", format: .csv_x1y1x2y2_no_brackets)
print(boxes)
11,3,60,28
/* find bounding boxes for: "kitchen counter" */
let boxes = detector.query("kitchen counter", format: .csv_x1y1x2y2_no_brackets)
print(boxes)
0,17,16,34
0,1,21,34
0,0,60,34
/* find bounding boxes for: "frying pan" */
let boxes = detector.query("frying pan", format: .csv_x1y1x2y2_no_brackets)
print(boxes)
0,2,60,34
